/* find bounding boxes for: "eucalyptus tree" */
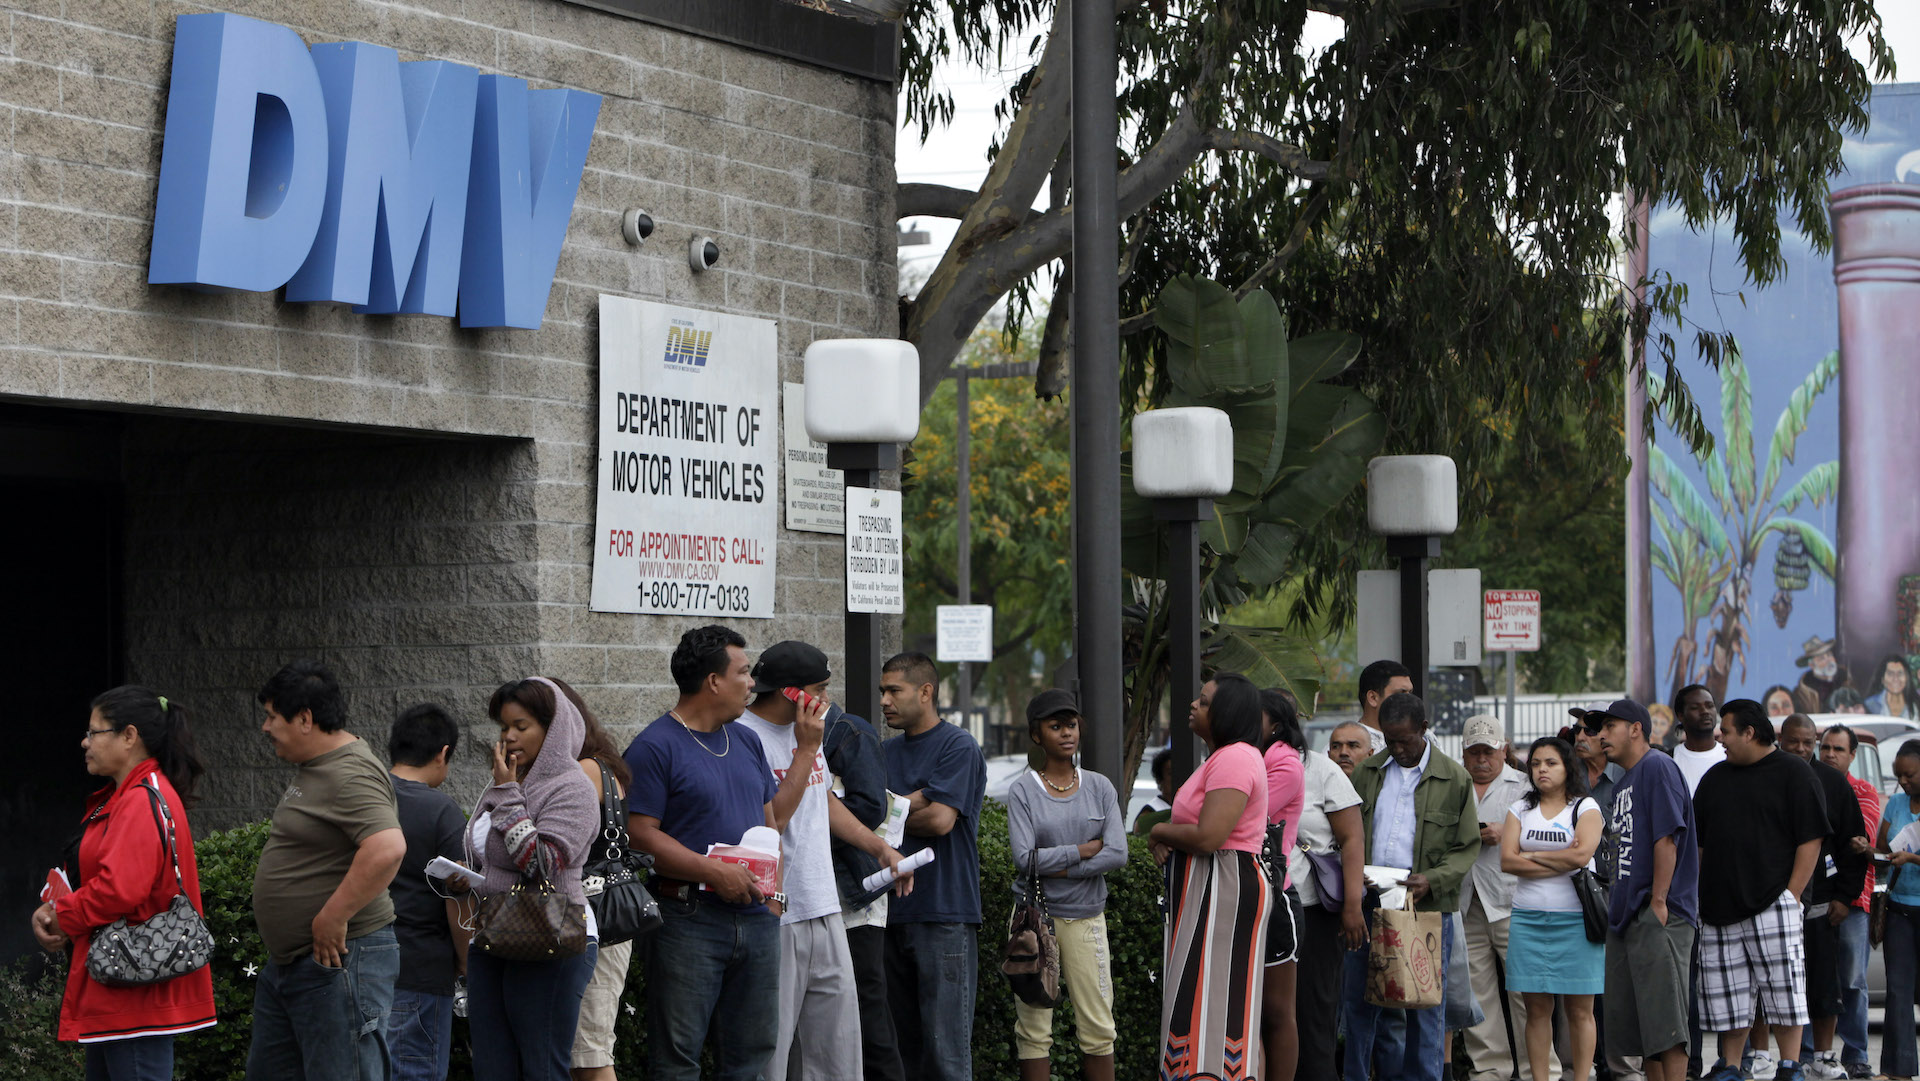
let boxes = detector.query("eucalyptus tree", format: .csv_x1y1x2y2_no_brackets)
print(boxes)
879,0,1887,627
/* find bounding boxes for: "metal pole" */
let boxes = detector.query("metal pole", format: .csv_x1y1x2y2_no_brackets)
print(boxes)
955,370,973,743
1624,189,1656,703
1160,500,1209,786
829,443,898,726
1388,536,1439,701
1505,651,1517,746
1072,0,1123,789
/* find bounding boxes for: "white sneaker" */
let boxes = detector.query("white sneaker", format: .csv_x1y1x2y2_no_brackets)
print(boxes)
1750,1050,1777,1080
1807,1054,1848,1080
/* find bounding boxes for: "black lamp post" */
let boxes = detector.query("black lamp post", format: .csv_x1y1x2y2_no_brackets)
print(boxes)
1366,455,1459,702
1134,407,1234,784
804,339,920,725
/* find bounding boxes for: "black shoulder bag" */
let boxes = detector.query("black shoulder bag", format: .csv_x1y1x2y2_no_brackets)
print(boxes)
580,761,661,946
86,778,216,987
1567,797,1611,943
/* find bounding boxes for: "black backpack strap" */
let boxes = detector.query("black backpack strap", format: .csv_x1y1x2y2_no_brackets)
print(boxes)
137,777,190,897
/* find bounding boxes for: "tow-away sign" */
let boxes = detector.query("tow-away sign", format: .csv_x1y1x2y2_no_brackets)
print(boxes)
1483,590,1541,652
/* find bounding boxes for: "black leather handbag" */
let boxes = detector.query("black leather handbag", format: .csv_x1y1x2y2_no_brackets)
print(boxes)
581,761,660,946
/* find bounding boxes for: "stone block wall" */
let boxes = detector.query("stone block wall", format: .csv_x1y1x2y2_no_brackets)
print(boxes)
0,0,900,822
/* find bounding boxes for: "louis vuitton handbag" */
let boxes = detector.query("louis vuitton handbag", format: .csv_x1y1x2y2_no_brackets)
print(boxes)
473,859,588,961
85,779,216,988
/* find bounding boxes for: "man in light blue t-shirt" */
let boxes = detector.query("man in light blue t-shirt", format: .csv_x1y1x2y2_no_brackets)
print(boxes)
879,651,985,1081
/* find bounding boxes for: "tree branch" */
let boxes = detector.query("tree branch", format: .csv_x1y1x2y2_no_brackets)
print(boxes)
1308,0,1462,16
1205,130,1332,181
898,183,984,220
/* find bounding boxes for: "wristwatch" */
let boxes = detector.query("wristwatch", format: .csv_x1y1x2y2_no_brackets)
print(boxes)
769,892,788,908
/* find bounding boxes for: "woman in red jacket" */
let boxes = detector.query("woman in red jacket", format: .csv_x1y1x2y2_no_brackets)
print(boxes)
29,686,216,1080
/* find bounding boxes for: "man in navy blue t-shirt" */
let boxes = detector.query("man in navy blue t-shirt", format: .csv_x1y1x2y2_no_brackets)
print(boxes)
879,651,986,1081
1595,697,1698,1081
626,625,780,1081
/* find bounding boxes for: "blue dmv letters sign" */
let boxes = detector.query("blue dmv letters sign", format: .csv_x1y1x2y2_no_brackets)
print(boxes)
147,13,601,330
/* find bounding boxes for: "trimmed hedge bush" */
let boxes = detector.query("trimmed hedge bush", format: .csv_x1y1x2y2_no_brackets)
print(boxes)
9,798,1172,1080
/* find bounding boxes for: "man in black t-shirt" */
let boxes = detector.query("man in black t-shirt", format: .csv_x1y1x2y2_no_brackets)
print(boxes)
1779,714,1869,1079
385,704,470,1081
1692,699,1829,1081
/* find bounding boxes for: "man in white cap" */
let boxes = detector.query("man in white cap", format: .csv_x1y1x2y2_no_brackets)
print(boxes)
1459,713,1535,1081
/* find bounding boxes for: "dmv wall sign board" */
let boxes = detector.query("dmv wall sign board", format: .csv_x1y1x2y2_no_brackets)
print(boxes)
148,13,600,329
591,296,778,619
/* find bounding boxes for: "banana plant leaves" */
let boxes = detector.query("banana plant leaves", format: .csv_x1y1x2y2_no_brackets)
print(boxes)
1125,274,1386,600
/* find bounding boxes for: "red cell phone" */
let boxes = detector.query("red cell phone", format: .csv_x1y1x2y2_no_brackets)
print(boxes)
781,686,822,711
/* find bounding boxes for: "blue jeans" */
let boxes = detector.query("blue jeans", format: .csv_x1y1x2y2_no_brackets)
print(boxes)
468,941,596,1081
1803,908,1869,1066
646,893,779,1081
85,1034,172,1081
1883,902,1920,1078
387,989,455,1081
1343,909,1450,1081
885,921,977,1081
246,926,400,1081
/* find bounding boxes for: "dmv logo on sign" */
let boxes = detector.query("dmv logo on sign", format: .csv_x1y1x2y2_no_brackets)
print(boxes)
147,14,600,329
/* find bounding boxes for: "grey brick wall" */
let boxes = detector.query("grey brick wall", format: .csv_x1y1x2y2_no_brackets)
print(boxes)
0,0,899,823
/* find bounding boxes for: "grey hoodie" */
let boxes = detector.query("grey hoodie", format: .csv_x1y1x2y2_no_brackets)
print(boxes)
467,677,600,907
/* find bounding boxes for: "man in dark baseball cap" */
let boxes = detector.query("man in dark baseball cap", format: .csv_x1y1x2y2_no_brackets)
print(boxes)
750,640,831,694
1594,696,1700,1081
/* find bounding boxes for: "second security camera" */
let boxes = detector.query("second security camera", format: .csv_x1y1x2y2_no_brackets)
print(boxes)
689,236,719,272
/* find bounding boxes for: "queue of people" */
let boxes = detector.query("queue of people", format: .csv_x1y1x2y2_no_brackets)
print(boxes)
38,640,1920,1081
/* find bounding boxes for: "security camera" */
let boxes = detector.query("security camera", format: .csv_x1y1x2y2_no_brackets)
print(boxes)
689,235,719,272
621,209,654,246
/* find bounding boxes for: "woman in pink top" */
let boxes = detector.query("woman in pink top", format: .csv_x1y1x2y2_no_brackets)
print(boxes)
1150,672,1271,1081
1260,688,1309,1081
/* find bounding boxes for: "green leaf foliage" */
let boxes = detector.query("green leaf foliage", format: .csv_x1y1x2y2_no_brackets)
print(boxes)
903,325,1076,716
896,0,1887,640
1761,350,1840,501
1721,346,1756,510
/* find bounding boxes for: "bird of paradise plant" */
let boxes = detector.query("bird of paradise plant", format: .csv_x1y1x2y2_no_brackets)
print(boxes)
1649,344,1837,701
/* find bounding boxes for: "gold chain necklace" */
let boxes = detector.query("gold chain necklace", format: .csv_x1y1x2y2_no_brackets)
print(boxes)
671,710,729,757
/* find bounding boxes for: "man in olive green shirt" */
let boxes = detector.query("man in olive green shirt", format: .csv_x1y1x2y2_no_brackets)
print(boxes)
246,661,407,1081
1342,692,1480,1081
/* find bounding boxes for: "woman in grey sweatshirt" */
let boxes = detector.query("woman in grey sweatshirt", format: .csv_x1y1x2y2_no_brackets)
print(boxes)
1006,690,1128,1081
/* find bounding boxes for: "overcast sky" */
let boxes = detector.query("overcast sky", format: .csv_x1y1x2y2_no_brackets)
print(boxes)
896,9,1920,280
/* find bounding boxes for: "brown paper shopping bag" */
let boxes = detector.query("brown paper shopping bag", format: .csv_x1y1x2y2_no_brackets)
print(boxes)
1364,892,1444,1009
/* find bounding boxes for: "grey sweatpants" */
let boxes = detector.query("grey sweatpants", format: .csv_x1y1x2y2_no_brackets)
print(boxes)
771,910,864,1081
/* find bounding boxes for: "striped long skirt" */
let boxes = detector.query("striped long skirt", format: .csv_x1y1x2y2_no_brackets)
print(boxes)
1159,848,1270,1081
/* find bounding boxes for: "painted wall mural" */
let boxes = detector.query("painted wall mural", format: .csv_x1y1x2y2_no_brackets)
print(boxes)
1641,83,1920,722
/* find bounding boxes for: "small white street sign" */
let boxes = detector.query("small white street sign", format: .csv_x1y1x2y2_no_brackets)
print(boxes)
845,487,904,614
936,605,994,663
1484,590,1542,652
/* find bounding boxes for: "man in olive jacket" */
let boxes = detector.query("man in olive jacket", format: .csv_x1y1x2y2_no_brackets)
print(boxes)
1341,692,1481,1081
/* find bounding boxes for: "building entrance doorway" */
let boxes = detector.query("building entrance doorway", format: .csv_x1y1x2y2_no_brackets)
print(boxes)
0,416,123,963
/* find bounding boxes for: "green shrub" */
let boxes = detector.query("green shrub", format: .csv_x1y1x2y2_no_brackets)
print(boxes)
174,819,270,1081
973,797,1166,1081
0,956,82,1081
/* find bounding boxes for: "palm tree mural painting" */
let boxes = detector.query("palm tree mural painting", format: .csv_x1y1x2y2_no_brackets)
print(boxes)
1649,345,1839,702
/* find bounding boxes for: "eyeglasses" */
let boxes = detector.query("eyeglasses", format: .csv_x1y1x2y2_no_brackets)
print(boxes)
83,727,121,741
